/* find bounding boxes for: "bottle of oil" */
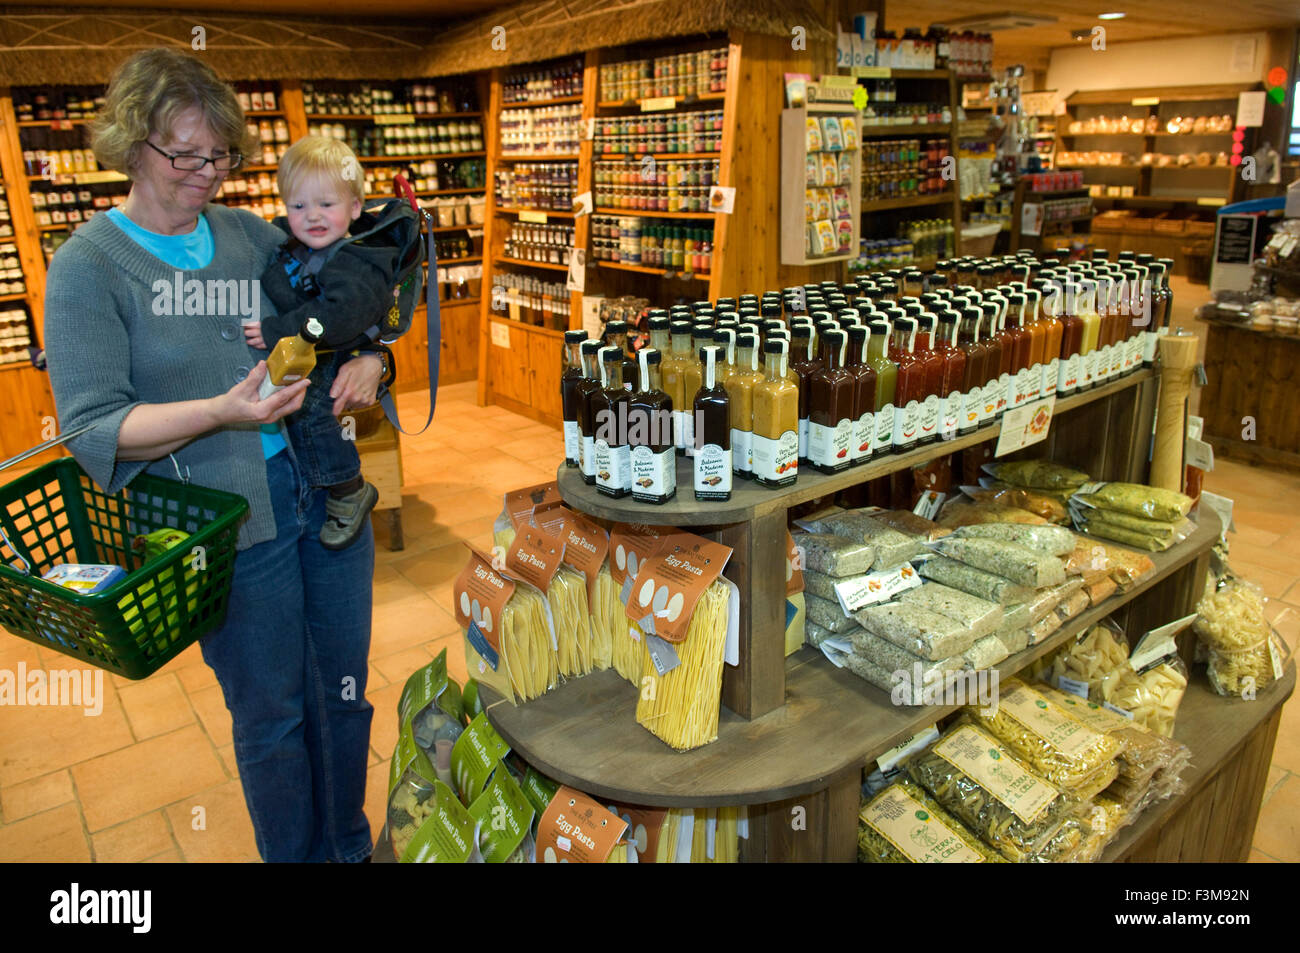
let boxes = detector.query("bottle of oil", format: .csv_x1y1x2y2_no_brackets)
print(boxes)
591,346,631,498
575,340,604,485
259,317,322,399
560,329,589,468
692,345,732,501
628,349,675,504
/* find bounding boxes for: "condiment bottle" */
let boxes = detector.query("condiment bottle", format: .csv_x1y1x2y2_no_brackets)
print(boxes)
693,345,732,501
628,349,676,504
592,345,632,498
1076,278,1101,391
789,323,820,462
1144,261,1170,366
766,328,795,382
1003,292,1033,409
844,325,878,464
664,320,694,453
260,317,322,399
727,333,763,480
865,319,898,455
979,301,1004,421
1033,284,1062,399
1056,281,1084,396
913,314,944,446
808,329,855,473
604,320,637,391
1022,287,1046,403
682,325,711,454
934,310,966,441
957,307,989,434
560,328,589,468
576,339,604,485
891,316,923,453
714,327,736,389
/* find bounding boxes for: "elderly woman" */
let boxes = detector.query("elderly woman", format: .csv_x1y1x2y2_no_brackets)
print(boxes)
43,48,382,863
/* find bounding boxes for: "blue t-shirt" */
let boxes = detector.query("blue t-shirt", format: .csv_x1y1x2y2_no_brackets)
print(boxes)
106,208,286,459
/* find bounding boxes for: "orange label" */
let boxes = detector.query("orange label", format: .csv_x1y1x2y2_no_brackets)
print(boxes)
611,805,668,862
504,481,561,529
531,500,569,538
453,546,516,655
536,786,628,863
555,507,610,607
626,531,732,643
608,523,670,588
505,527,564,593
786,530,804,597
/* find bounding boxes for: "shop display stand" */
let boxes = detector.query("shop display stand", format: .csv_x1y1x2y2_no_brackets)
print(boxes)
779,102,861,266
1008,178,1094,252
481,368,1294,860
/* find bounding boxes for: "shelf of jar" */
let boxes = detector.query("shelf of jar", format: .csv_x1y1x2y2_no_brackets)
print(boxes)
413,187,487,197
859,122,954,138
495,207,577,218
496,153,581,162
592,207,716,219
431,224,482,233
15,118,93,127
244,111,285,118
593,152,722,161
495,256,570,272
596,91,727,110
241,164,279,173
305,112,484,121
592,259,710,280
484,315,567,337
0,361,34,372
501,95,585,108
356,152,486,163
438,256,481,265
859,192,955,213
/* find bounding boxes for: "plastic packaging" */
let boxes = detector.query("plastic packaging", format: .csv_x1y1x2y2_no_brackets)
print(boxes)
850,628,966,680
898,582,1004,640
938,501,1049,527
792,532,876,577
996,626,1030,655
1054,587,1090,624
867,508,952,542
1045,621,1130,702
1194,575,1289,698
854,600,978,661
819,510,928,569
1086,575,1118,606
1027,577,1084,625
805,591,859,633
1109,655,1189,738
962,634,1010,670
801,568,846,602
916,555,1034,605
982,460,1090,490
1073,514,1182,552
935,536,1067,589
858,776,1005,863
961,485,1069,524
951,522,1077,556
1031,817,1087,863
1070,481,1193,522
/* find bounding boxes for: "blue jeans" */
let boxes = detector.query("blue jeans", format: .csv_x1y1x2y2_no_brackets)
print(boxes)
285,352,363,490
199,449,374,862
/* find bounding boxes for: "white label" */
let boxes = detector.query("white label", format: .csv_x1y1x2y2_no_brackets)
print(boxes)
630,446,676,502
893,400,920,450
1142,330,1158,364
694,444,733,498
1130,613,1198,670
1109,343,1123,378
876,724,940,773
1055,675,1090,699
834,563,922,613
994,396,1055,458
1045,357,1060,396
684,412,696,457
731,428,753,474
980,379,997,423
1026,364,1041,403
918,394,940,441
961,388,981,430
491,322,511,348
1198,490,1235,539
798,417,809,458
875,401,895,448
809,418,853,469
595,440,631,493
996,372,1010,414
1185,436,1215,472
753,430,798,485
563,420,580,462
940,391,961,439
853,412,874,461
1057,354,1077,393
708,186,736,214
572,191,593,216
645,633,682,675
581,434,596,478
672,409,686,450
1082,350,1097,389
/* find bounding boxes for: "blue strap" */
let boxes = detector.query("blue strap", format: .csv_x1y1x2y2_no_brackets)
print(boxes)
378,207,439,435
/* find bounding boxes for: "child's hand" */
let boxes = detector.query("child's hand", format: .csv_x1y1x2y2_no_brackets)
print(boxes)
243,322,266,350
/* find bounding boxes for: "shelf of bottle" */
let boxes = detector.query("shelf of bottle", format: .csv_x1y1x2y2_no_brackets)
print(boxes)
356,152,486,163
596,91,727,110
438,256,482,265
592,259,710,280
35,223,71,232
16,118,93,127
244,110,285,118
495,207,577,218
859,192,955,213
305,112,483,121
860,122,953,138
495,256,570,272
0,292,28,302
592,207,716,219
496,153,581,162
593,151,722,161
431,224,481,233
501,95,584,108
413,187,487,197
241,164,279,173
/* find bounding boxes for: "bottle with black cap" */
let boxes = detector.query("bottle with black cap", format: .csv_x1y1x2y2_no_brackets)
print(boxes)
560,328,589,468
628,349,676,504
693,345,732,501
575,339,604,484
591,345,632,498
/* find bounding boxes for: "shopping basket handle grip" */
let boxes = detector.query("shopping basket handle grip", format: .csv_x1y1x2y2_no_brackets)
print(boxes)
0,421,96,474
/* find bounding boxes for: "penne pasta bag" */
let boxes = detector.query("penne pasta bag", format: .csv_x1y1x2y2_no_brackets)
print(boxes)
632,532,738,752
859,776,1004,863
605,523,672,684
535,786,628,863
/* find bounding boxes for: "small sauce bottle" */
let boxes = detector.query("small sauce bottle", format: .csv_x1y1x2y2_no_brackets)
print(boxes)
844,325,878,464
979,301,1004,422
1002,292,1033,409
865,319,898,454
560,328,589,468
664,320,694,454
934,310,966,441
1021,287,1046,403
603,320,638,392
260,317,322,399
727,333,764,480
891,316,923,453
682,325,710,455
957,307,988,434
628,349,676,504
693,345,732,501
789,324,821,462
1056,281,1085,396
808,329,855,474
714,327,736,389
1033,283,1062,399
1077,278,1102,391
913,314,944,446
592,346,632,498
576,340,604,485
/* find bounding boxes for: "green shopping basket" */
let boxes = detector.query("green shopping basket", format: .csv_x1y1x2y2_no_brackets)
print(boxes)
0,433,248,680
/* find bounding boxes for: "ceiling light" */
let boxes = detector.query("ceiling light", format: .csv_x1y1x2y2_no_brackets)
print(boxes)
1098,12,1126,19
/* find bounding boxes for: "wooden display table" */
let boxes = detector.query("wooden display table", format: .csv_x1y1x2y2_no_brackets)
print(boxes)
357,416,405,551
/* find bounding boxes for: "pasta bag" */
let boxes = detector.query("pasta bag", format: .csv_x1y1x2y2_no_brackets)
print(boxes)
604,523,672,685
387,726,440,861
535,786,628,863
1194,575,1289,698
1043,620,1130,702
503,527,568,693
552,505,613,672
397,648,466,770
449,711,512,806
606,804,669,862
632,532,738,752
859,776,1005,863
468,766,535,863
493,480,563,555
1106,624,1192,737
398,778,479,863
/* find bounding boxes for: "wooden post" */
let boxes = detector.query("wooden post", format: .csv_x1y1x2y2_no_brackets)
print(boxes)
1151,331,1198,491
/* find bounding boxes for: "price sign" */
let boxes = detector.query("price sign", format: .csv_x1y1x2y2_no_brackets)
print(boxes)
994,396,1055,457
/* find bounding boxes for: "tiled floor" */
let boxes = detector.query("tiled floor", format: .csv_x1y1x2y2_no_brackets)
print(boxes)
0,278,1296,862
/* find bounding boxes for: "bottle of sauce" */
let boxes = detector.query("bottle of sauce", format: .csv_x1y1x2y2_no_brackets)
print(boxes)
560,328,589,468
592,346,632,498
628,349,676,504
1021,288,1045,404
980,301,1005,421
1144,261,1170,366
604,320,637,392
1056,281,1084,396
844,325,878,465
693,345,732,501
934,310,966,441
664,320,693,453
727,333,763,480
260,317,322,399
1003,292,1033,409
808,329,855,473
1077,278,1101,391
1032,284,1061,399
957,307,989,434
912,314,944,446
714,327,736,389
682,324,710,455
891,317,923,453
789,323,820,462
752,338,799,489
576,340,604,485
865,319,898,454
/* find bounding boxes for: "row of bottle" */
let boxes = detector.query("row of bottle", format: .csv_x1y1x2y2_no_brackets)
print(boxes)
12,87,105,122
502,222,575,265
493,161,577,210
499,104,583,156
489,273,570,327
503,59,584,103
0,241,26,294
301,82,477,116
0,308,33,363
597,49,730,103
0,193,14,239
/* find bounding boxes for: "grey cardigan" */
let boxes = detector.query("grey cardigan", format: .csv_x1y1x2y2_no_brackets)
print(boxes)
44,205,289,550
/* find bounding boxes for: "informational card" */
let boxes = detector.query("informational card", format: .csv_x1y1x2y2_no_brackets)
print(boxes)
1236,91,1266,128
994,397,1055,458
572,191,593,216
708,186,736,214
566,247,586,293
1198,490,1236,540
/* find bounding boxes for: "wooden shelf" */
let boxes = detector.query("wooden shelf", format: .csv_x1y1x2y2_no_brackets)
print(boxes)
594,151,721,161
501,95,584,107
557,368,1153,526
495,255,570,271
439,256,481,265
860,122,953,138
357,151,485,162
1059,132,1149,138
859,192,955,213
431,224,479,233
241,164,279,172
0,361,33,371
15,118,92,127
495,207,576,218
414,187,486,196
497,153,580,161
244,111,285,118
305,112,481,121
0,292,28,301
593,207,715,219
485,501,1220,806
593,259,709,280
596,92,727,109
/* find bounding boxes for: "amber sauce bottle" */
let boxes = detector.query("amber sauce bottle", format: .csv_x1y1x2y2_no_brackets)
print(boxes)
591,346,632,498
560,328,589,468
628,349,676,504
693,345,732,501
575,339,604,485
844,325,878,464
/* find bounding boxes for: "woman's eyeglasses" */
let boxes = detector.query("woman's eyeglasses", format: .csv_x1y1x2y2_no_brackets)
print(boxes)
143,139,243,171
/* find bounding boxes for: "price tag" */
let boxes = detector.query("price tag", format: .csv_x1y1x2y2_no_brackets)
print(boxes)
1131,97,1160,106
1130,613,1197,671
373,114,416,125
645,634,681,676
1197,197,1227,207
1185,436,1215,471
566,247,586,293
912,490,945,520
518,210,548,223
1236,91,1266,128
994,396,1055,457
853,66,891,79
640,96,677,112
583,117,596,140
1197,490,1236,539
490,322,511,348
707,186,735,214
73,170,129,185
876,725,940,773
572,191,593,216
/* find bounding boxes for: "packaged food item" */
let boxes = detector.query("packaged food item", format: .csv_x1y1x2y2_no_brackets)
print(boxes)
805,153,819,186
858,776,1005,863
804,618,843,647
854,600,977,661
996,626,1030,655
815,189,833,220
842,650,939,703
1086,575,1117,605
982,459,1090,490
387,728,441,861
937,501,1049,527
1070,481,1193,523
849,627,966,682
1194,574,1289,698
536,786,628,862
397,779,479,863
907,722,1074,863
1055,587,1090,624
819,510,928,569
791,504,847,533
800,568,842,602
1046,621,1130,702
805,116,824,151
951,523,1076,556
1073,511,1182,551
555,507,612,670
916,555,1034,605
792,532,876,577
1027,611,1063,646
840,115,859,151
805,591,858,633
1075,507,1185,538
962,634,1009,670
803,188,817,222
1039,685,1188,789
594,566,647,684
961,485,1069,524
1109,653,1188,738
897,582,1003,640
450,711,512,805
546,566,595,677
820,115,844,151
968,676,1126,791
866,508,951,542
811,219,837,255
837,152,854,185
836,219,854,253
999,601,1032,634
934,537,1066,589
820,153,840,186
397,650,466,770
832,186,852,218
603,524,669,683
468,766,535,863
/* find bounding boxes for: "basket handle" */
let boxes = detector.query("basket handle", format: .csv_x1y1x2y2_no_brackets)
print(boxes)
0,421,95,474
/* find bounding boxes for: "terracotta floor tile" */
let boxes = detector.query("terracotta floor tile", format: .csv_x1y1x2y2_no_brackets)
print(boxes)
1264,601,1300,652
371,645,438,686
1252,774,1300,863
391,542,479,593
216,743,240,781
369,745,385,766
370,595,459,658
1226,522,1285,550
1269,697,1300,775
175,659,218,694
117,673,195,740
0,803,89,862
70,724,226,832
188,684,234,749
363,759,391,849
90,811,173,863
1263,764,1288,805
365,681,407,770
1221,559,1296,601
165,779,259,862
499,435,564,464
1248,848,1279,862
0,634,46,672
1,769,74,822
143,848,184,862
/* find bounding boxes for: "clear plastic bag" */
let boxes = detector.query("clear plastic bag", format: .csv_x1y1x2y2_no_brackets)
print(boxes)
982,460,1091,490
1070,482,1193,523
951,523,1077,556
935,536,1067,589
792,532,876,577
1194,574,1290,698
961,485,1069,524
819,510,927,569
854,600,977,661
805,592,859,634
916,555,1034,605
1109,655,1189,738
938,501,1049,527
1044,621,1130,703
897,582,1004,641
858,776,1005,863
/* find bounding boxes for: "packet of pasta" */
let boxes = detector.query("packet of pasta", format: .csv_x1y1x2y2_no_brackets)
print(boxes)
1070,481,1193,523
468,766,535,863
457,547,525,705
602,524,670,683
549,507,611,670
1106,621,1193,737
1194,574,1290,698
387,726,441,861
536,785,628,863
450,711,512,806
982,459,1091,491
937,501,1049,527
398,779,479,863
859,776,1005,863
1044,620,1130,702
959,484,1069,524
492,479,562,552
397,649,466,770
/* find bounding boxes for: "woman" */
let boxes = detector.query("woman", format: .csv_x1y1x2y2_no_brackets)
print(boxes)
43,48,383,863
